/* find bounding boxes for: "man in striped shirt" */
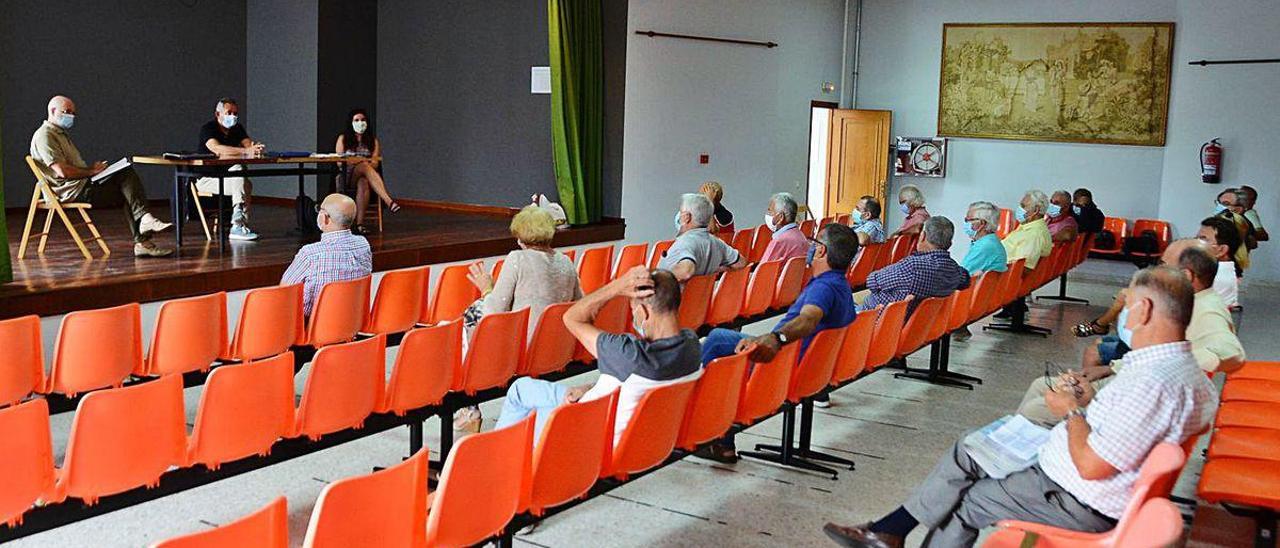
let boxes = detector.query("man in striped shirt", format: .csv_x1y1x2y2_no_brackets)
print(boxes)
281,194,373,317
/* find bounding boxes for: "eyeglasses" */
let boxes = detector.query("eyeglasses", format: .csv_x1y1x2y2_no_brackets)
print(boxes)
314,205,329,216
1043,360,1083,396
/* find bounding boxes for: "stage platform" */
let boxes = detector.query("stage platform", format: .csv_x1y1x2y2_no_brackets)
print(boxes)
1,200,625,320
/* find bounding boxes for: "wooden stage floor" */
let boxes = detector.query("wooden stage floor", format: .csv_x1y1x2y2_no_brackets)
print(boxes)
1,201,625,319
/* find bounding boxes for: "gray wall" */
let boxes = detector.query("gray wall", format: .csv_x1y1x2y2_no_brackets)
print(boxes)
0,0,247,202
247,0,319,199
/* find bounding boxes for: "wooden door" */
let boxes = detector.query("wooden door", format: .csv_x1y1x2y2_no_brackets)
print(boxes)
824,109,891,218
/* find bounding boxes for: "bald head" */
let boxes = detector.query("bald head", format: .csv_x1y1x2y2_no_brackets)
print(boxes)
47,96,75,126
318,193,356,231
1162,238,1217,291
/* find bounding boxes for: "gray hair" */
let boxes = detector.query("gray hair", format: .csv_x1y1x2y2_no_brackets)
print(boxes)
1023,190,1049,215
1131,265,1195,330
215,97,238,112
770,192,798,224
680,193,714,227
899,184,925,207
923,216,955,250
324,204,353,228
1217,188,1243,205
967,201,999,228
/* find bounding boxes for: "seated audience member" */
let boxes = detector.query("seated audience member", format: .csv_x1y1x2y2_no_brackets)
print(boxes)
1197,216,1243,326
852,196,887,245
494,267,702,443
196,98,263,241
959,201,1008,276
29,95,173,257
1047,190,1078,242
701,181,735,235
696,223,859,459
824,266,1217,548
1070,188,1105,234
1239,184,1269,242
659,193,746,281
890,185,930,238
335,108,399,233
281,194,373,318
1215,188,1253,272
760,192,808,263
1002,190,1054,269
857,216,969,315
1019,240,1243,426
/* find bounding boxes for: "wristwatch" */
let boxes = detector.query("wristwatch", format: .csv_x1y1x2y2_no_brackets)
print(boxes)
773,331,790,345
1066,407,1086,420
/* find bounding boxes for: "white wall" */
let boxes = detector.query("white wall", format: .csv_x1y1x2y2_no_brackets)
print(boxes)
621,0,847,244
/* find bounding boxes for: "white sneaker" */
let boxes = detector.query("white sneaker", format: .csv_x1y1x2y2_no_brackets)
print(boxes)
133,241,174,258
229,225,260,241
139,215,173,235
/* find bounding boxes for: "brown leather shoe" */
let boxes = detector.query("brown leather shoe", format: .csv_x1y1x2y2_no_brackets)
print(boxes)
822,522,904,548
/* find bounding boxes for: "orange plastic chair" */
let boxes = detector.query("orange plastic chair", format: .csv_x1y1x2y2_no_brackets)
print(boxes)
888,234,914,264
984,499,1183,548
834,213,851,226
188,353,296,470
605,379,698,480
454,308,528,394
1229,361,1280,382
525,390,616,516
381,323,460,415
1206,427,1280,462
996,207,1018,239
521,303,578,377
152,496,289,548
1198,457,1280,519
295,336,386,440
561,248,576,264
1128,219,1173,259
55,374,186,505
734,343,800,427
965,271,1001,324
749,225,773,263
705,268,750,327
946,284,976,334
1214,401,1280,430
894,297,945,360
739,260,783,319
865,298,910,371
993,258,1027,314
846,244,883,288
305,275,371,348
578,245,615,294
613,243,649,280
0,315,44,407
573,296,629,363
676,275,715,330
142,292,228,377
1219,379,1280,403
426,264,479,325
831,310,877,386
771,257,807,309
426,416,533,547
799,219,817,238
303,449,428,548
871,238,896,271
46,302,143,396
677,351,749,450
228,284,304,362
648,239,675,270
0,399,55,527
489,258,505,282
730,228,753,260
365,267,427,335
1091,217,1129,256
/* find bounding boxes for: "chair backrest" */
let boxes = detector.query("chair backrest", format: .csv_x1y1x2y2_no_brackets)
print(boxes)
996,258,1027,311
365,267,427,335
47,302,143,396
303,449,428,548
521,302,577,377
772,257,807,309
295,336,385,440
0,399,55,527
1101,217,1129,248
57,374,186,505
996,207,1018,238
799,219,817,238
426,416,533,547
24,156,61,205
970,270,1004,321
729,228,753,260
705,268,750,326
788,327,847,402
454,308,528,394
526,390,615,516
229,284,304,362
0,315,44,407
189,353,296,470
865,298,910,370
607,379,698,480
740,260,783,318
925,291,960,343
648,239,675,270
381,323,460,415
427,264,480,325
1132,219,1172,252
1113,499,1184,547
676,275,715,330
749,225,773,263
834,213,851,226
946,284,977,333
145,292,228,377
1101,444,1187,546
578,245,615,294
734,343,799,426
677,351,749,450
832,310,878,385
846,244,883,287
895,296,944,358
152,497,289,548
613,243,649,280
306,275,371,348
888,235,914,264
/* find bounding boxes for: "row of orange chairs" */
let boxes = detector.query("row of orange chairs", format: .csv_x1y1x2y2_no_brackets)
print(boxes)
1090,217,1172,260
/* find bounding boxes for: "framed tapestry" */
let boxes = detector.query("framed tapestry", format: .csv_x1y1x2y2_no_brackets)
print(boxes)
937,22,1174,146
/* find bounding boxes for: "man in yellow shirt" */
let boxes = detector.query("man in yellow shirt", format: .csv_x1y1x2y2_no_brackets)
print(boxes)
1002,190,1053,270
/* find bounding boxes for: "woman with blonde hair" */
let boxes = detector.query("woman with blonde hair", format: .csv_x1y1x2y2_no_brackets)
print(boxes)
700,181,735,235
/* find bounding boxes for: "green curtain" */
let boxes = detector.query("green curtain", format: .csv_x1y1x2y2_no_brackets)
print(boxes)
0,111,11,284
548,0,604,225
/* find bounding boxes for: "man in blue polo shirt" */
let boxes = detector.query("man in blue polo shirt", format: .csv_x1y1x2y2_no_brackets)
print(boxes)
695,223,859,462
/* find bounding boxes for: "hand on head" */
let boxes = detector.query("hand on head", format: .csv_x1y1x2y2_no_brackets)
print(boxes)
616,266,656,299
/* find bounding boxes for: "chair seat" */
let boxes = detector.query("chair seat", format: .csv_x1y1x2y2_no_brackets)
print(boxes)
1214,401,1280,429
1220,379,1280,403
1206,427,1280,462
1198,457,1280,510
1229,362,1280,382
37,201,91,209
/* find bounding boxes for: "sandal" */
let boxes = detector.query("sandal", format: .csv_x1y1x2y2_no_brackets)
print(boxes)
1072,320,1108,338
452,407,482,434
387,201,401,213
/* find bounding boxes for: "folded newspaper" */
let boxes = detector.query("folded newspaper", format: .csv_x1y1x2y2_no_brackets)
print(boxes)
963,415,1051,479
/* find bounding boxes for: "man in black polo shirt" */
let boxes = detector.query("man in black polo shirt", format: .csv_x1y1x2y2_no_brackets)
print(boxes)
1071,188,1106,234
194,97,264,241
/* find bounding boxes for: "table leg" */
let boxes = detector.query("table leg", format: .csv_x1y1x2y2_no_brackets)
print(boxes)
297,171,307,232
218,176,225,253
172,170,184,248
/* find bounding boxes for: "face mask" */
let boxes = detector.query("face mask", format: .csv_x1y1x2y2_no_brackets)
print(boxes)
1015,206,1028,223
963,221,979,239
1072,205,1082,216
764,213,777,232
1214,203,1229,215
805,244,817,267
632,307,647,338
1116,305,1134,347
352,120,368,134
899,203,910,215
852,215,865,227
54,112,75,130
1047,204,1062,217
220,114,238,129
673,212,684,232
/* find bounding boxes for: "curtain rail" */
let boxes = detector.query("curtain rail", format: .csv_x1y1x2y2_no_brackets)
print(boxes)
1188,58,1280,66
635,30,777,48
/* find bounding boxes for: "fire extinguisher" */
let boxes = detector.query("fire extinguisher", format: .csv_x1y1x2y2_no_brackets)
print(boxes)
1201,138,1222,184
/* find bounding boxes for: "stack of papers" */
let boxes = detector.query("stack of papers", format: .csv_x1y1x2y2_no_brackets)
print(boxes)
90,158,132,183
963,415,1051,479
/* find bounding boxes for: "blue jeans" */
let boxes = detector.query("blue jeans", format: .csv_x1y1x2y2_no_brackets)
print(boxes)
494,377,568,437
1097,335,1130,365
702,328,749,365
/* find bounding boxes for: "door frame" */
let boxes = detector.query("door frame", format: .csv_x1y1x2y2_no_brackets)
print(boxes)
803,100,840,221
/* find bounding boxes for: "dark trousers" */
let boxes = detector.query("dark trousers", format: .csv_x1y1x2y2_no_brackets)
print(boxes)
70,167,150,243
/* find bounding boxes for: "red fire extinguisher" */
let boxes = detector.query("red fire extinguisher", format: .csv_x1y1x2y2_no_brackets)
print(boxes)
1201,138,1222,184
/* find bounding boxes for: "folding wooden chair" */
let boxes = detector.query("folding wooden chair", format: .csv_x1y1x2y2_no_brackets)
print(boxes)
18,155,109,259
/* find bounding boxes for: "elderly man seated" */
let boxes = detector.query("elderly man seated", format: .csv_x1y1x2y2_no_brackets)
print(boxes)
890,184,930,238
852,196,887,245
1047,190,1078,243
823,265,1217,548
659,193,747,281
953,201,1008,341
992,190,1054,325
856,216,969,316
281,193,373,318
760,192,809,263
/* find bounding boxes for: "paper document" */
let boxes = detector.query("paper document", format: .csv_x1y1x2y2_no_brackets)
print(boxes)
91,157,131,183
963,415,1051,479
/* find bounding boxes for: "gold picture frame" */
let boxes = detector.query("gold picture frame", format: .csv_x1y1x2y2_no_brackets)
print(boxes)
937,22,1174,146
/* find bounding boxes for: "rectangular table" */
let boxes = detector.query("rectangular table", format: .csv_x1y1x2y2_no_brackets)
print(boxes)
132,155,373,250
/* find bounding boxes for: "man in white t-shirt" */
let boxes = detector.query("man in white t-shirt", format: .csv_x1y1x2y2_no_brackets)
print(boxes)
494,267,702,443
1198,216,1243,327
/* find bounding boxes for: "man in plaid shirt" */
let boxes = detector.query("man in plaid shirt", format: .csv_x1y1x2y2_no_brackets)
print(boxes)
824,266,1217,548
281,194,373,317
858,216,970,316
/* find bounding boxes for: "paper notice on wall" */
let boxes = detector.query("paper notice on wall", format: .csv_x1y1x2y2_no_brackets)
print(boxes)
531,66,551,94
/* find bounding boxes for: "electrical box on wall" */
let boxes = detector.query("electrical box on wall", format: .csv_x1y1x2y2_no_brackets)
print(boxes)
699,153,709,165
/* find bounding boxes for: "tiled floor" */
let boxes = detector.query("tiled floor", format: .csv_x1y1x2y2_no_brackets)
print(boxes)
13,261,1276,547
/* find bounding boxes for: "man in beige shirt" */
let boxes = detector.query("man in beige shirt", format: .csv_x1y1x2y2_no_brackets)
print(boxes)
1018,239,1243,425
29,96,172,257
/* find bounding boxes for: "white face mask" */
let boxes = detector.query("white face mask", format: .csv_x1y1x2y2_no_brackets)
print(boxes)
54,112,75,130
764,213,777,231
220,114,238,129
352,120,368,134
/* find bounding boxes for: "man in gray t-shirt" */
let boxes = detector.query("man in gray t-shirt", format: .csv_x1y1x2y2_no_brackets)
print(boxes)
658,193,746,281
